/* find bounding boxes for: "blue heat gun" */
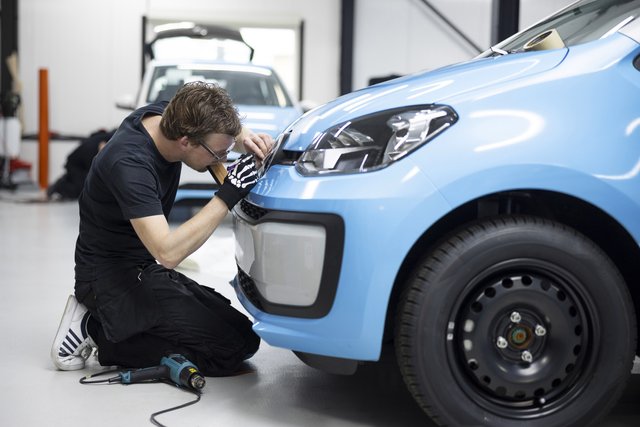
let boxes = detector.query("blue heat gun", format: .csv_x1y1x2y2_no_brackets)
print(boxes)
118,354,206,390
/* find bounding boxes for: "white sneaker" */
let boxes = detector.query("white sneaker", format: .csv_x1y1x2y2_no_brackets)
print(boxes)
51,295,97,371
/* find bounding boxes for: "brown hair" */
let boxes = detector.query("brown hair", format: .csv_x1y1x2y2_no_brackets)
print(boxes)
160,81,242,144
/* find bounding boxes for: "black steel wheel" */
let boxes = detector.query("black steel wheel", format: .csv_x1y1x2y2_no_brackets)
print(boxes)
395,215,636,427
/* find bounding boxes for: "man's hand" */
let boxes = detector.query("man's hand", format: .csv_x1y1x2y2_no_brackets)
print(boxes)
238,129,274,161
215,154,259,210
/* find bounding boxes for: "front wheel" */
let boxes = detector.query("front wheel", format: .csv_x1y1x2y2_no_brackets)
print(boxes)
395,215,636,427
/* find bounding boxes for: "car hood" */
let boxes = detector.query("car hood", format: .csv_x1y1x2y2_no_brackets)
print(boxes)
238,105,302,139
282,48,568,151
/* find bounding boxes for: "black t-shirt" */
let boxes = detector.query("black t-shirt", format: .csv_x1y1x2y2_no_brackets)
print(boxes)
74,102,180,281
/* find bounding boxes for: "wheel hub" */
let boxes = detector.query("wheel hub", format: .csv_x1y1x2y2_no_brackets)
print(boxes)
495,309,546,362
455,272,587,405
508,324,532,348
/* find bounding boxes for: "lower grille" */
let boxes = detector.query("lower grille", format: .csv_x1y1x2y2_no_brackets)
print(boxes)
237,267,263,310
240,199,268,221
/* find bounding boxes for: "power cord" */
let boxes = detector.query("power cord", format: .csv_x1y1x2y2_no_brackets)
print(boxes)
79,369,203,427
149,381,202,427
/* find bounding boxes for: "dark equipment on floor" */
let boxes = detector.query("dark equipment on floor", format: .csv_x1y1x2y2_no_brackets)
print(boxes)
80,353,205,426
119,353,206,390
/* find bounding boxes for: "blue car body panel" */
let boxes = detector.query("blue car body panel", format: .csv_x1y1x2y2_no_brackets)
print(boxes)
233,29,640,360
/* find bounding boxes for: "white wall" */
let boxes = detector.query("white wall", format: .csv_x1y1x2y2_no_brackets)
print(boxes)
353,0,492,91
19,1,144,137
520,0,575,28
17,0,574,139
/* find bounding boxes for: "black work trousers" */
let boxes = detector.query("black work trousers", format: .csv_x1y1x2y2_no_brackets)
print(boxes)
76,263,260,377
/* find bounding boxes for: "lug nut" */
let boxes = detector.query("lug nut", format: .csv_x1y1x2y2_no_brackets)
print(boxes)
496,336,508,349
510,311,522,323
521,350,533,363
535,324,547,337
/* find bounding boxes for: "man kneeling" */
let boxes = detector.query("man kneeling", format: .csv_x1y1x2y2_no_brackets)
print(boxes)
51,82,273,375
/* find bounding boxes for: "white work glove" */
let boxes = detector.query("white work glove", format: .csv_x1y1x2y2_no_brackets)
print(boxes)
215,154,259,210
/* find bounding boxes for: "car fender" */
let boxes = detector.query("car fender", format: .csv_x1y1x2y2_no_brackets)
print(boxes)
426,162,640,244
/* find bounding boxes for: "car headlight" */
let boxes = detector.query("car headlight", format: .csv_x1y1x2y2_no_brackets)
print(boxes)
295,105,457,175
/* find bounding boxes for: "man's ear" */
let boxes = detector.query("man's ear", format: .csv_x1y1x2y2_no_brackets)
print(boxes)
178,136,190,150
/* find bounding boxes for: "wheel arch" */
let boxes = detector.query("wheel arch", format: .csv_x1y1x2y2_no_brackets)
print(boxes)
384,190,640,353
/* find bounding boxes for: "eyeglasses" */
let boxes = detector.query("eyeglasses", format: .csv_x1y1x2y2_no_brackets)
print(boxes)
199,139,236,162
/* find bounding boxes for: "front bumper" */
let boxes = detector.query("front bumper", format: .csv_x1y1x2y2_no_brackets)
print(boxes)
233,199,344,318
231,162,451,361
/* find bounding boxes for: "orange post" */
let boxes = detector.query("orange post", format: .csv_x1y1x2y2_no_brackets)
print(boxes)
38,68,49,189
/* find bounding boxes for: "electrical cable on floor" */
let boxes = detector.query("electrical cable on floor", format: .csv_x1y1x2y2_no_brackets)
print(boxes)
149,381,202,427
79,369,203,427
79,368,121,384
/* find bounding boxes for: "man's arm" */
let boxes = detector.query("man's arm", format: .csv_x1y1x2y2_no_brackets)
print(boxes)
130,154,259,270
130,196,228,270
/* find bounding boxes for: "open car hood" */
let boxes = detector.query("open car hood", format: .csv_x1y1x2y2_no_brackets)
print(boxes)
146,23,255,63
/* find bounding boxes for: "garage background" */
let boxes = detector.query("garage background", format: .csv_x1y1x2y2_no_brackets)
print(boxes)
4,1,640,427
14,0,569,138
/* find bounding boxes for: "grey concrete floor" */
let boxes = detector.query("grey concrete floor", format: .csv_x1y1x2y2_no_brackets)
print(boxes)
0,187,639,427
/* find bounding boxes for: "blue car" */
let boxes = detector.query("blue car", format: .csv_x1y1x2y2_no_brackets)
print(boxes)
232,1,640,425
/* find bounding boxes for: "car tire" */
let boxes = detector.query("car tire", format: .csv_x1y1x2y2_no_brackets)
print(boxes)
395,215,636,427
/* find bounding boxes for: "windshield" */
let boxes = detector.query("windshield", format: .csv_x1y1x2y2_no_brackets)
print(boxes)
146,65,293,107
482,0,640,56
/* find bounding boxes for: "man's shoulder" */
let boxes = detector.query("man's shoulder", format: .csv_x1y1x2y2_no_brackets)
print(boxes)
94,134,153,178
136,101,169,116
